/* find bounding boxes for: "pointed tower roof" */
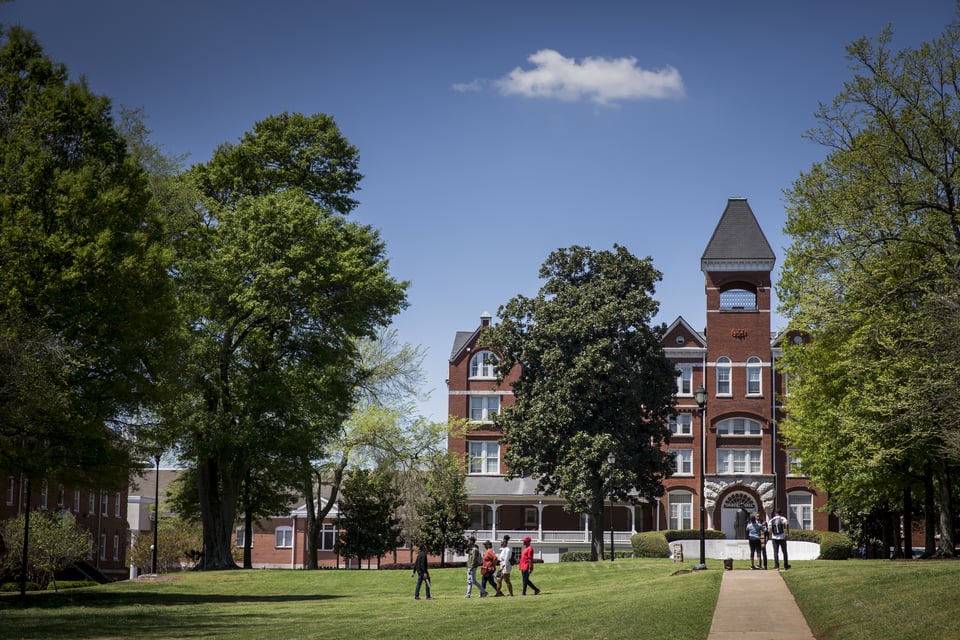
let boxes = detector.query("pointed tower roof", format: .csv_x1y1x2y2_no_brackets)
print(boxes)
701,197,775,272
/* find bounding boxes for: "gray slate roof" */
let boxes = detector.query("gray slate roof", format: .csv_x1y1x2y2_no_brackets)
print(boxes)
701,198,775,269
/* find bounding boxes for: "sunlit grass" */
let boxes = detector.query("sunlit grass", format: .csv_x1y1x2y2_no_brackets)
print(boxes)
3,558,959,639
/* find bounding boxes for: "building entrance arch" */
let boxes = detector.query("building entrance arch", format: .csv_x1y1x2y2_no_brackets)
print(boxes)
720,491,757,540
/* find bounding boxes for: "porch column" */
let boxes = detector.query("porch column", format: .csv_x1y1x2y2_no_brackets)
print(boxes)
630,505,637,534
536,501,544,541
583,512,590,542
490,500,498,540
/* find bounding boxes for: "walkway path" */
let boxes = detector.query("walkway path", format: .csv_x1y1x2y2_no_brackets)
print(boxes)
707,569,815,640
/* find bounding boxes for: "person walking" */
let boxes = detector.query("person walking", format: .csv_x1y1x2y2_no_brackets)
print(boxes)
756,512,769,569
411,544,433,600
519,536,540,596
768,509,791,570
480,540,499,595
746,514,764,569
464,535,487,598
496,535,514,596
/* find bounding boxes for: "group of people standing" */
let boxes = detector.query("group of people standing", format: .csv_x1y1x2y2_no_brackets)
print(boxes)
745,509,791,571
412,534,541,600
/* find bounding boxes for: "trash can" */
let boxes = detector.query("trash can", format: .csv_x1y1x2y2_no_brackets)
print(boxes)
723,558,733,570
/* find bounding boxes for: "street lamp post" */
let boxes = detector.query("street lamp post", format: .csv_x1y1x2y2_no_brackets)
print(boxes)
152,452,160,575
607,452,615,562
695,386,708,570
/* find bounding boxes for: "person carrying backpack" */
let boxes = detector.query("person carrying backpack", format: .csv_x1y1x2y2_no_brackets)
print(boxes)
767,509,791,570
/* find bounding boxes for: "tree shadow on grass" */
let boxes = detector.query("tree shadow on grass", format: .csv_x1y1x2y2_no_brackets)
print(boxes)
0,590,344,609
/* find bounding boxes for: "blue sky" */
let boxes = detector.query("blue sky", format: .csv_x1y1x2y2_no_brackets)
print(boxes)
5,1,957,425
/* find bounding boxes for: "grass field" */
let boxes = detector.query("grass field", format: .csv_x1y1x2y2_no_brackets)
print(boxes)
1,559,958,639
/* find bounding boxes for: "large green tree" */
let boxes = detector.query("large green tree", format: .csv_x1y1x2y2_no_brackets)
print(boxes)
163,113,407,569
778,23,960,555
335,468,403,567
488,245,676,561
413,451,471,567
0,27,176,486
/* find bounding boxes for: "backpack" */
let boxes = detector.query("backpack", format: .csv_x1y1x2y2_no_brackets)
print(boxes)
510,547,518,565
770,518,785,536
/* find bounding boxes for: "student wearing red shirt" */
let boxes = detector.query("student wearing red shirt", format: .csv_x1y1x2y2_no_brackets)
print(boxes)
519,536,540,595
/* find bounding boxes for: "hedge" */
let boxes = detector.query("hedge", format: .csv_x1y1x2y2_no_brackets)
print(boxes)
631,531,671,558
663,529,727,542
561,550,634,562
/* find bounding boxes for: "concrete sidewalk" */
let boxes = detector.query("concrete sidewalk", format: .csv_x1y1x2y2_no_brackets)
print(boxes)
707,569,815,640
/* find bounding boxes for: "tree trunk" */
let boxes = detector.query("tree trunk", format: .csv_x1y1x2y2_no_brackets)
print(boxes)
924,460,937,555
902,484,913,559
935,454,955,557
197,457,241,570
589,492,605,561
242,470,252,569
304,457,347,570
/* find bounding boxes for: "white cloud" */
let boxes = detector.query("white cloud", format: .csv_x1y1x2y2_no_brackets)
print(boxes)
451,79,484,93
493,49,684,106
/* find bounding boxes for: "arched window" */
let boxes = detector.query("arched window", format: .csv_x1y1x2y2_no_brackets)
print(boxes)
716,357,732,396
716,417,762,436
746,356,762,395
469,351,498,378
719,287,757,310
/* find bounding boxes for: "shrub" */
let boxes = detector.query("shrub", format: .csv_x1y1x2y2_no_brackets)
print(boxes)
817,531,852,560
631,531,670,558
0,581,41,592
46,580,98,590
663,529,727,542
560,550,633,562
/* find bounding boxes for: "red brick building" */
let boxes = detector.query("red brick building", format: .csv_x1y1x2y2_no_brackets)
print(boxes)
1,475,130,581
446,198,836,561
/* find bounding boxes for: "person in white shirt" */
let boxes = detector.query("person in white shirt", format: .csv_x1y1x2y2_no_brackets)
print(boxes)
767,509,791,570
495,535,514,596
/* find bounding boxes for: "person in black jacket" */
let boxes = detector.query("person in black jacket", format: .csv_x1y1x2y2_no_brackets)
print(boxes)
412,545,433,600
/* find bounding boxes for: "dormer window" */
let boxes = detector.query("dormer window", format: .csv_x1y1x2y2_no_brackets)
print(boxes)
469,350,498,378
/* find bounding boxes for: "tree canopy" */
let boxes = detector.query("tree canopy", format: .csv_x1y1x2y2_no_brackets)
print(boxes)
161,113,408,569
0,26,177,487
778,22,960,554
488,245,676,561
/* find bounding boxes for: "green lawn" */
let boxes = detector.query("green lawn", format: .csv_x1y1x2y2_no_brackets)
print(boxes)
1,559,958,639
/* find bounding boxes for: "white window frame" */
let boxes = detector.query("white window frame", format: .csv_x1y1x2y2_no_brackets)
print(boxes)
676,364,693,396
716,417,762,436
670,449,693,475
58,484,65,509
101,491,109,516
74,489,81,512
717,449,762,474
787,450,804,477
112,534,120,561
668,413,693,436
788,493,814,530
40,480,48,510
115,492,122,517
468,440,500,475
469,350,498,379
469,395,500,422
89,491,96,515
99,534,107,560
716,357,732,396
5,477,13,505
668,492,693,530
275,526,294,548
524,506,538,528
320,523,338,551
236,527,252,548
746,356,762,396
